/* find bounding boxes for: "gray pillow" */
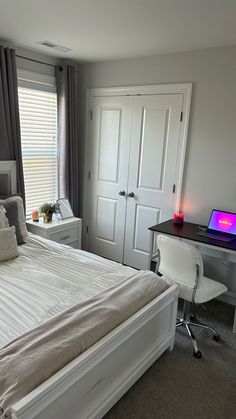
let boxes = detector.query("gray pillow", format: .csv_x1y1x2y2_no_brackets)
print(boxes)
0,226,19,262
0,196,28,244
0,205,9,229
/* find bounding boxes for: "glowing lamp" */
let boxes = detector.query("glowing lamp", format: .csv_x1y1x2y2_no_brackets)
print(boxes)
173,211,184,225
31,209,39,222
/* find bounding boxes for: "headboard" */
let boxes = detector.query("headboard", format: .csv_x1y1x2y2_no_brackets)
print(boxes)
0,161,17,195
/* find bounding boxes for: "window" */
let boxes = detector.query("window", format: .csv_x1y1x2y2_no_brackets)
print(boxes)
18,70,58,217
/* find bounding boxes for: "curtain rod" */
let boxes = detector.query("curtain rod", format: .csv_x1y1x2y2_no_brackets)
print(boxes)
16,54,63,71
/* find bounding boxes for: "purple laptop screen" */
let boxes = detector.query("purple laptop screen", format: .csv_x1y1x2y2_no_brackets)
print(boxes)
208,210,236,235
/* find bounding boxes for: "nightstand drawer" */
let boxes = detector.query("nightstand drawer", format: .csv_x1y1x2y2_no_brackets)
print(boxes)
49,227,77,245
68,240,79,249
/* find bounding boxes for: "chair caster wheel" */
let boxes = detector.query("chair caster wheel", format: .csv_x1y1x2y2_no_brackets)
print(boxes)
213,334,220,342
193,350,202,359
190,314,197,321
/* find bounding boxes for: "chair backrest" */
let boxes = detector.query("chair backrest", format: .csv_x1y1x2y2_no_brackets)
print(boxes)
157,234,204,289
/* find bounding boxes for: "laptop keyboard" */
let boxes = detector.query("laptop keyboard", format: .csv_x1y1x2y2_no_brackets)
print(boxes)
197,231,234,242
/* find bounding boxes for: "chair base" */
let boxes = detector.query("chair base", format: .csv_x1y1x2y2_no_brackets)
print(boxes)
177,301,220,358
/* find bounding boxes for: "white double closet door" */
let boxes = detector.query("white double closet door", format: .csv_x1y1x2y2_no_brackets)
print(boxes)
88,92,184,269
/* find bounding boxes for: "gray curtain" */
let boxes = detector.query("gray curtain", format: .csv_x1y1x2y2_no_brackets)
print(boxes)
56,65,79,216
0,46,25,201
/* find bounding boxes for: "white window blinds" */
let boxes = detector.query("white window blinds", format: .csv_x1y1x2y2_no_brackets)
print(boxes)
18,70,58,217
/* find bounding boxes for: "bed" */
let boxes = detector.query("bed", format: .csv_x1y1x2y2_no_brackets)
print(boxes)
0,161,178,419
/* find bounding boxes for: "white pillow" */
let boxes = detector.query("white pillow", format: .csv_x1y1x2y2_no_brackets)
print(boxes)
0,205,9,229
0,226,19,262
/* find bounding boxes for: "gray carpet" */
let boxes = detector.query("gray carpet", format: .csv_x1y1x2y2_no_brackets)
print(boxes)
104,300,236,419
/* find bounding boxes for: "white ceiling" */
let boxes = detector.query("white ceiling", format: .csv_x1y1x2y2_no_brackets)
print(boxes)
1,0,236,62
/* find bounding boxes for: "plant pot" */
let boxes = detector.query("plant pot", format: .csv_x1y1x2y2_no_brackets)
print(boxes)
43,213,53,223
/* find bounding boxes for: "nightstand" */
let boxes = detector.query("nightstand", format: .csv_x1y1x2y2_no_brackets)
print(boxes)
26,217,82,249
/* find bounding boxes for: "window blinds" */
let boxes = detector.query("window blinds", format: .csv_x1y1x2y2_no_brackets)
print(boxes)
18,71,58,217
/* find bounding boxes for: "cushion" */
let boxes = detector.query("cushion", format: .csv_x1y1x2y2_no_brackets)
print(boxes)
0,193,21,199
0,196,28,244
0,205,9,229
175,275,227,304
0,226,19,262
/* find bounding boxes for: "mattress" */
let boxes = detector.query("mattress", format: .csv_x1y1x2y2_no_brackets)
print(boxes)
0,234,144,349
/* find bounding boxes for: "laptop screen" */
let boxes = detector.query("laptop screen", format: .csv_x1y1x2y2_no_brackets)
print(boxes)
208,210,236,235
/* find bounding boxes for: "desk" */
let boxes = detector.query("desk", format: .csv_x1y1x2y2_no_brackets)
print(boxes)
149,220,236,333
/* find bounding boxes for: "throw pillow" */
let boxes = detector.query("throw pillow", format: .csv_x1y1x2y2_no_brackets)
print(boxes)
0,226,19,262
0,196,28,244
0,205,9,229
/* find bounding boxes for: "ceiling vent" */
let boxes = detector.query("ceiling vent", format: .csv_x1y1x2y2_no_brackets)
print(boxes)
37,41,72,53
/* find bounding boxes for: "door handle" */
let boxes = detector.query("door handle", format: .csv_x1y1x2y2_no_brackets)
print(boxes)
127,192,135,198
118,190,126,196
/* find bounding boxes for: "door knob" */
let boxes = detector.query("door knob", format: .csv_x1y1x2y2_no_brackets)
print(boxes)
128,192,135,198
119,190,126,196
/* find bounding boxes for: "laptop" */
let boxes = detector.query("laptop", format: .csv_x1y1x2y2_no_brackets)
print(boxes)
197,209,236,242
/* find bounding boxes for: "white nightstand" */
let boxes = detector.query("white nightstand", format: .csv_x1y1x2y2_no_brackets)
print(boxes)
26,217,82,249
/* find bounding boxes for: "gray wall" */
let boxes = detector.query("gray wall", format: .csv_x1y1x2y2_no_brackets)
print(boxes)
79,45,236,225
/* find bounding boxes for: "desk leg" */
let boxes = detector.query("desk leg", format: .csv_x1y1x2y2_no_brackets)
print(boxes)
148,231,154,271
233,308,236,334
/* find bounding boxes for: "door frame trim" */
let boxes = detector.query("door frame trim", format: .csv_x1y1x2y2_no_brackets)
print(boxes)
83,83,192,249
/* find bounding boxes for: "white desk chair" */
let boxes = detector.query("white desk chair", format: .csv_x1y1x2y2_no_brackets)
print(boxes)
156,234,227,358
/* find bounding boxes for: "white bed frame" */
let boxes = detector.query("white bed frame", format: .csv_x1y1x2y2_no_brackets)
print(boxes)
11,285,178,419
0,161,178,419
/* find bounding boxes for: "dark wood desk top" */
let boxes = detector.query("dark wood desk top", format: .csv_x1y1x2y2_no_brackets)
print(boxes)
149,220,236,252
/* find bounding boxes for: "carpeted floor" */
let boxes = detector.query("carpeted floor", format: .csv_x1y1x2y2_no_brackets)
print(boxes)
104,300,236,419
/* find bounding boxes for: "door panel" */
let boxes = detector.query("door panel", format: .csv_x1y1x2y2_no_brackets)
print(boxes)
96,196,117,243
124,94,183,269
138,109,168,191
133,205,160,253
88,96,132,262
98,109,121,183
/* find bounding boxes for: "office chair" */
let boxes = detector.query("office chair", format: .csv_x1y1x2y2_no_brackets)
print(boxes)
156,234,227,358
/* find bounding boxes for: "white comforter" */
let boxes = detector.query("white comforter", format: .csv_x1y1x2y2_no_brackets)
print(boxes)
0,234,137,349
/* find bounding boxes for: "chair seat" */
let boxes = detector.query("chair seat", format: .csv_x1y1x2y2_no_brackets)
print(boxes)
176,276,227,304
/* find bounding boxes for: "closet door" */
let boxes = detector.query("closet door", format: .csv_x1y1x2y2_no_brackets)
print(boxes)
123,94,184,269
88,96,132,262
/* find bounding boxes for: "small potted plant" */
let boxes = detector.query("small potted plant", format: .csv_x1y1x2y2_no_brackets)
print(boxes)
39,202,58,223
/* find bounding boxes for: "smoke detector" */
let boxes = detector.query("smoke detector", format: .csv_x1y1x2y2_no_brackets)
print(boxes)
37,41,72,53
